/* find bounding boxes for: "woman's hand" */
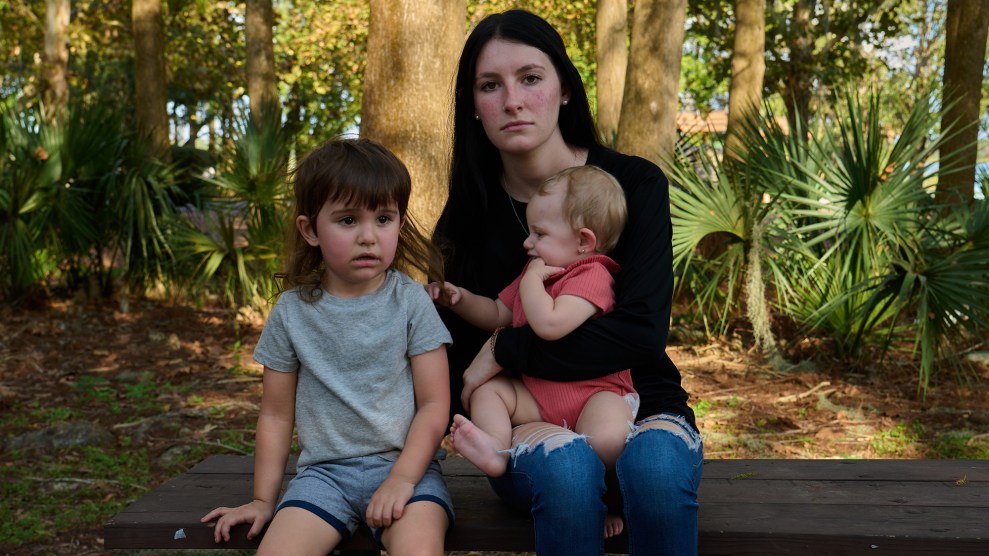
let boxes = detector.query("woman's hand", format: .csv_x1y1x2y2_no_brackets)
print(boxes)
200,500,275,543
424,281,462,307
461,342,504,412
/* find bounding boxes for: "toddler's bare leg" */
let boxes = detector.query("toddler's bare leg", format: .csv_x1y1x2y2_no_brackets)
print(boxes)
451,377,540,477
379,500,448,556
256,506,342,556
575,392,634,539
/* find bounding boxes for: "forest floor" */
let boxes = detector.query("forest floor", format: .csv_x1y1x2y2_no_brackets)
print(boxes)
1,297,988,555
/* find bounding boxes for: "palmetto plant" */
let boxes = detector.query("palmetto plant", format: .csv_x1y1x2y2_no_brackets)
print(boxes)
0,99,176,301
668,111,801,364
669,89,989,392
173,106,291,309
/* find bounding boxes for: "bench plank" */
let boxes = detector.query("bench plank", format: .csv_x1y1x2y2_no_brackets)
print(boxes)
105,456,989,554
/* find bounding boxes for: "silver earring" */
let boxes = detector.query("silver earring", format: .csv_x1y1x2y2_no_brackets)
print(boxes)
562,99,569,106
474,114,480,120
578,248,584,254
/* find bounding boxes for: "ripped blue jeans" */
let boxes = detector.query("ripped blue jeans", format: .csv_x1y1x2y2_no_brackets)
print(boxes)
488,413,703,556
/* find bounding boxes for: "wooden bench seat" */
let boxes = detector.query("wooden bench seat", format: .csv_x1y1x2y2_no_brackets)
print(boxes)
104,455,989,554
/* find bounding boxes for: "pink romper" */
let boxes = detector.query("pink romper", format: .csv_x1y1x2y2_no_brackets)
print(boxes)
498,255,637,428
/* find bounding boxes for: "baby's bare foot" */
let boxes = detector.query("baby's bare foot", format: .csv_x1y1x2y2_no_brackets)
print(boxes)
450,414,509,477
604,513,624,538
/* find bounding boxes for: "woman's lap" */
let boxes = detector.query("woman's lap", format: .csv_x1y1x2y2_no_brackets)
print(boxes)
488,413,703,556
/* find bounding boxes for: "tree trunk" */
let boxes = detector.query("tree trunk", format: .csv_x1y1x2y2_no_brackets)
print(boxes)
783,0,814,137
42,0,70,121
938,0,989,206
246,0,280,126
725,0,766,157
132,0,170,157
362,0,465,234
596,0,628,146
616,0,686,168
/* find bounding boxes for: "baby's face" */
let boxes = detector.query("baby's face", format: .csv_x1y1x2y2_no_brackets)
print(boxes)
522,187,582,268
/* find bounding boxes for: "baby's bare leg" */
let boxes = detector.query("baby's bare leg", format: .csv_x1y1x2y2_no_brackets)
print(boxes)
451,377,541,477
575,392,635,539
575,391,634,469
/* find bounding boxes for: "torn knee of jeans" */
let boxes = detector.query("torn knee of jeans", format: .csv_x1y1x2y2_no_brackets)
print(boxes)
627,413,702,452
509,424,584,459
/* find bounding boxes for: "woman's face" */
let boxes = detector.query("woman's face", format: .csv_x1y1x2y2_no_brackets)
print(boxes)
473,39,569,156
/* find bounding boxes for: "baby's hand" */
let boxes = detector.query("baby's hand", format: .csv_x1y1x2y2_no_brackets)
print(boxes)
425,281,462,307
523,258,565,282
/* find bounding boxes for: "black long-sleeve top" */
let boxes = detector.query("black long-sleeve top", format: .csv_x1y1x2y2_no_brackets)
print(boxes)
435,145,695,430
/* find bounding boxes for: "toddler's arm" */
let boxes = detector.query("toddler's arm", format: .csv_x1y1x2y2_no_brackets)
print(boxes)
366,346,450,528
201,368,296,542
426,281,512,331
519,258,598,340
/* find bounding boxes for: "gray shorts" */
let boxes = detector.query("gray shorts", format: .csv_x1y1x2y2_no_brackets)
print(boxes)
277,455,454,545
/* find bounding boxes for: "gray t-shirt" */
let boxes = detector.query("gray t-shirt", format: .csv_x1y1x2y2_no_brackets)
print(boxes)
254,270,452,467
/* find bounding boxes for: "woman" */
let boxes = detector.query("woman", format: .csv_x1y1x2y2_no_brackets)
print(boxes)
432,9,703,556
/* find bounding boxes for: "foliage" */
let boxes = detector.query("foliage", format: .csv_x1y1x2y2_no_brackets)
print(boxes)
667,109,802,346
0,98,177,301
683,0,733,110
669,88,989,392
683,0,914,117
171,105,291,310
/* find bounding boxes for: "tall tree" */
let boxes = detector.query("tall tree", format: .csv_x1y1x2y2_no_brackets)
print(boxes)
596,0,628,145
42,0,70,119
246,0,280,125
616,0,687,167
782,0,814,134
362,0,464,235
939,0,989,206
132,0,170,157
725,0,766,155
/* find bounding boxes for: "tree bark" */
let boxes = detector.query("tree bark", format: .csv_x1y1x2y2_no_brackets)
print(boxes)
132,0,170,157
42,0,70,121
616,0,686,168
596,0,628,146
246,0,280,126
725,0,766,157
783,0,814,137
362,0,465,233
938,0,989,206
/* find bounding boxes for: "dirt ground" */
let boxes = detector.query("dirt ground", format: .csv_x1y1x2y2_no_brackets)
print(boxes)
1,298,988,554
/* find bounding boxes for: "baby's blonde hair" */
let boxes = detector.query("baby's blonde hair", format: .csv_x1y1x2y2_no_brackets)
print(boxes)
537,165,627,253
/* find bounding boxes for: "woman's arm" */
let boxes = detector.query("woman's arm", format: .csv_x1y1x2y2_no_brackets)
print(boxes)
201,368,296,542
495,157,673,381
366,346,450,528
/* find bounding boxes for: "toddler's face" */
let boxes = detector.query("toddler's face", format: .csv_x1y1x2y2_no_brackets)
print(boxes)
297,198,402,297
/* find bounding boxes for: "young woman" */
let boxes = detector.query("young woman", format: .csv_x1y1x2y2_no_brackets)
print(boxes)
432,9,703,556
202,138,453,555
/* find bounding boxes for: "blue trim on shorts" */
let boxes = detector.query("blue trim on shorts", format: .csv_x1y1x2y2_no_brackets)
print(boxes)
409,493,456,526
369,494,455,548
278,500,350,541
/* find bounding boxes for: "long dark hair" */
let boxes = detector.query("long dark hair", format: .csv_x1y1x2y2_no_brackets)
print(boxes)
434,9,602,283
278,138,444,301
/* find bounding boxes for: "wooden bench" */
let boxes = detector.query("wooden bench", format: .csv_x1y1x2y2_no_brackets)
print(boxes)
104,455,988,554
